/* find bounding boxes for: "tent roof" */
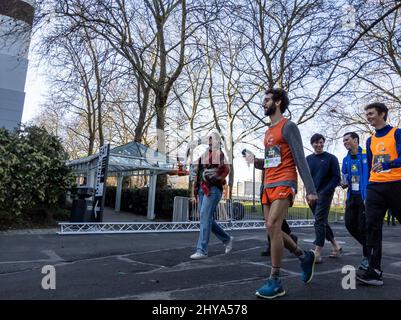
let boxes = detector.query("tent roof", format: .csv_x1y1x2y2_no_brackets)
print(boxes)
67,141,183,176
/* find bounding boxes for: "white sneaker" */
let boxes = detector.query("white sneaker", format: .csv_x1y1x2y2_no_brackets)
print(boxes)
224,236,234,254
190,252,208,260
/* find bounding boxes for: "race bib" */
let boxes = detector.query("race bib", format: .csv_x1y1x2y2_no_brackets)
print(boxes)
373,154,391,173
264,146,281,168
351,175,360,191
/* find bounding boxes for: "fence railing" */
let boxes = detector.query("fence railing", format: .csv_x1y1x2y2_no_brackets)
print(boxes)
173,197,344,223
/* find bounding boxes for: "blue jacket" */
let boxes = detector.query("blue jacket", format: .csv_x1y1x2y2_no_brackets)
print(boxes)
341,146,369,201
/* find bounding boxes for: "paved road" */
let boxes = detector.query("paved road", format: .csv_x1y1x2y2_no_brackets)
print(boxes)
0,224,400,300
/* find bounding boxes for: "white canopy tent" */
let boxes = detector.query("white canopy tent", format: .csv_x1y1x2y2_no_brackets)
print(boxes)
67,141,183,220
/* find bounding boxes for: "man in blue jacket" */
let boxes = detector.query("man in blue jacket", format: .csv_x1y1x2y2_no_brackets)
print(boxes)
341,132,369,271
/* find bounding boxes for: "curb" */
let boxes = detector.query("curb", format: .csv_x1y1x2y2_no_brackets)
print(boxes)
0,228,59,235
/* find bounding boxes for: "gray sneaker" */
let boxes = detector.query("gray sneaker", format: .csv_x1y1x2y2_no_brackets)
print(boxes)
315,253,323,264
190,252,208,260
224,236,234,254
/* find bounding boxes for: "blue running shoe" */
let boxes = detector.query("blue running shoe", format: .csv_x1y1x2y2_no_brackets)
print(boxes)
255,278,286,299
300,250,316,284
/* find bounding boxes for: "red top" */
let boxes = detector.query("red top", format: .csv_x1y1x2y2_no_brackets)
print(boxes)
194,149,229,196
263,118,297,186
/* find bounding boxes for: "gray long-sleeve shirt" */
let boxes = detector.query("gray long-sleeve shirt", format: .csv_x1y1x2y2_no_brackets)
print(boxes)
254,120,317,196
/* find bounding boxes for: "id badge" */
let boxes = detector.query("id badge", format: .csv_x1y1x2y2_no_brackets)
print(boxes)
374,154,391,173
264,146,281,168
351,175,360,191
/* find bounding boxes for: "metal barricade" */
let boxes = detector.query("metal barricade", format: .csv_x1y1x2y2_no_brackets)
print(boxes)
173,196,342,223
172,196,191,222
173,197,263,222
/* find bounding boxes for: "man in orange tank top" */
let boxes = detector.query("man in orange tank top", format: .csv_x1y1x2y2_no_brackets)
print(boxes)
356,103,401,286
245,88,318,299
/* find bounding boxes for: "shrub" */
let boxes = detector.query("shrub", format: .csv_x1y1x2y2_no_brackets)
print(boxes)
0,126,75,223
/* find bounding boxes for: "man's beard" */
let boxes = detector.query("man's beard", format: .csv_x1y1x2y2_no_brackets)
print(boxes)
264,104,276,116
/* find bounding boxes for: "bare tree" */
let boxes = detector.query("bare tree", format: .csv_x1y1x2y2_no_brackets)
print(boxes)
320,4,401,139
26,0,401,191
231,0,373,127
48,0,219,187
43,30,120,155
200,7,263,198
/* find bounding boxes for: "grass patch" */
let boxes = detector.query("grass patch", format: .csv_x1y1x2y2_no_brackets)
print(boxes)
241,202,344,221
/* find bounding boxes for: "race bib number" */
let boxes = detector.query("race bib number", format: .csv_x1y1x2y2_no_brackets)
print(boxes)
373,154,391,173
351,175,360,191
264,146,281,168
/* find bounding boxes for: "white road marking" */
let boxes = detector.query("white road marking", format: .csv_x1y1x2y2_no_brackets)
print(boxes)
389,261,401,267
41,250,63,262
302,239,346,244
0,250,64,265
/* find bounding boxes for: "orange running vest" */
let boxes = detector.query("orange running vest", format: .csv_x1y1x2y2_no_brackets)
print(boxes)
263,118,297,186
370,127,401,182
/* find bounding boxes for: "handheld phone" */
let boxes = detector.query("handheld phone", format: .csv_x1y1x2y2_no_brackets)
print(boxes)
242,149,254,167
241,149,254,157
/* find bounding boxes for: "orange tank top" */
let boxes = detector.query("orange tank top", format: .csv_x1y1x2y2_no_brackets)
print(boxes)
370,127,401,182
263,118,297,186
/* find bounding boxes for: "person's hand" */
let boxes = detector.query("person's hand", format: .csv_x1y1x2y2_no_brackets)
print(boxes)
188,140,198,149
306,193,318,206
372,162,383,172
244,154,255,165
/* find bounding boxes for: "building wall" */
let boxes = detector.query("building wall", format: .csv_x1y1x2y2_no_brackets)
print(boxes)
0,0,35,130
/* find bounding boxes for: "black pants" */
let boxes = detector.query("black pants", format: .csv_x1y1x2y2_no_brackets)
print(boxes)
260,196,292,244
267,219,291,245
260,201,291,245
365,182,401,270
344,193,368,257
387,210,396,225
311,193,335,247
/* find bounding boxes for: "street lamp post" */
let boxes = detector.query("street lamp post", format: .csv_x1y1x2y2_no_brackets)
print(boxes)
236,181,239,199
252,164,256,212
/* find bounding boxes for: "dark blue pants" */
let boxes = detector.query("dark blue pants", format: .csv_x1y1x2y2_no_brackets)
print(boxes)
311,193,335,247
344,193,368,257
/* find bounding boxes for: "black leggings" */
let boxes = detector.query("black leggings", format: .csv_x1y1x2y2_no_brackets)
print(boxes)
365,182,401,270
267,219,292,244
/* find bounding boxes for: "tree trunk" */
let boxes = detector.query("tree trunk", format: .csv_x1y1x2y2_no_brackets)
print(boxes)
155,94,168,189
134,82,150,142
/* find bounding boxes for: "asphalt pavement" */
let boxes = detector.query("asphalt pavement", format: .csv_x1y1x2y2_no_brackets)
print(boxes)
0,223,400,300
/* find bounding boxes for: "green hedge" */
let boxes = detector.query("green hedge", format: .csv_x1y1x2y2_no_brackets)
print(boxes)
0,126,74,227
105,187,190,219
0,126,74,217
